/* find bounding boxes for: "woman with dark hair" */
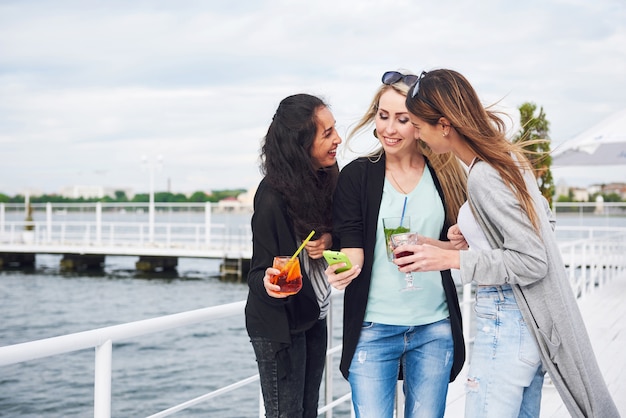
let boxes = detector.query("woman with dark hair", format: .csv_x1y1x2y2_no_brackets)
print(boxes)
403,68,619,417
245,93,341,417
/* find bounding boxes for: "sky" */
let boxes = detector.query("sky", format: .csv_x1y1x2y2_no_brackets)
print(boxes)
1,0,625,197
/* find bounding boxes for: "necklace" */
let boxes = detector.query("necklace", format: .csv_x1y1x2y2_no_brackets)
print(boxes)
387,168,409,195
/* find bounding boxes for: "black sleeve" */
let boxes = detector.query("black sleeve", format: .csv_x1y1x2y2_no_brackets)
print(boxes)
333,160,366,249
247,182,297,306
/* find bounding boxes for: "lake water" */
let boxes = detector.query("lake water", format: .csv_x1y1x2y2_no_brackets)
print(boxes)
1,210,625,417
0,255,352,417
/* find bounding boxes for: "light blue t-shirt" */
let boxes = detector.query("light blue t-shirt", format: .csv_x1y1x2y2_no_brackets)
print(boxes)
364,167,450,326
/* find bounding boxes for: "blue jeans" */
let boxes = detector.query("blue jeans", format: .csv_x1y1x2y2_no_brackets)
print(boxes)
465,285,544,418
348,319,454,418
250,318,327,418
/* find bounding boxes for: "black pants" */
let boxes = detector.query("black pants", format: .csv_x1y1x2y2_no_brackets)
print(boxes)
251,318,328,418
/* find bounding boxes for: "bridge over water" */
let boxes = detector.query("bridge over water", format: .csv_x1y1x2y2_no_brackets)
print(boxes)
0,202,253,275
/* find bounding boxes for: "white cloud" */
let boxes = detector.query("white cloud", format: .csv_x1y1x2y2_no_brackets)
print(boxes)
0,0,625,195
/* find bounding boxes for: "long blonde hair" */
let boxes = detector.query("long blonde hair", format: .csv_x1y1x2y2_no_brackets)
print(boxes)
347,76,467,226
406,69,540,231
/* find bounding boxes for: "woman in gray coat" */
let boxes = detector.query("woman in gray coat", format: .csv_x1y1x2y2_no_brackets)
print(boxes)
400,69,619,417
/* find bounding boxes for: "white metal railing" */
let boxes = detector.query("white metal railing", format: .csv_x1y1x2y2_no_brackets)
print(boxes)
2,221,248,250
0,295,352,418
0,223,625,416
0,202,253,257
2,202,625,258
557,227,626,298
0,301,250,417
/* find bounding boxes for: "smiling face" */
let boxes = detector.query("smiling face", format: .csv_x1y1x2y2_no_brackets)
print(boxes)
375,89,415,156
409,114,451,155
310,106,342,169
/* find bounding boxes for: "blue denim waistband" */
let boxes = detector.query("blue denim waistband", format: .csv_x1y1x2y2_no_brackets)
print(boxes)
477,284,512,292
476,284,513,300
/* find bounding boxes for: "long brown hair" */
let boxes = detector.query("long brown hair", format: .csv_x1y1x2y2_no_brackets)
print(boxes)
406,69,540,231
347,76,467,226
261,94,339,239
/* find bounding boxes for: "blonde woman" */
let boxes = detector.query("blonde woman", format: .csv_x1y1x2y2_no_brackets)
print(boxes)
325,71,467,418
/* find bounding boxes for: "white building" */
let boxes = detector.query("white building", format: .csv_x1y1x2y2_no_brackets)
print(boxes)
570,187,590,202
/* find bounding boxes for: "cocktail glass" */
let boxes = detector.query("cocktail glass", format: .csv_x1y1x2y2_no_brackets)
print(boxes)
269,256,303,295
390,232,421,291
382,217,411,261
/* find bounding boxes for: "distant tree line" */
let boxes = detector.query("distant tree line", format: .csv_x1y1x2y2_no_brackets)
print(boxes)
556,191,624,203
0,189,247,204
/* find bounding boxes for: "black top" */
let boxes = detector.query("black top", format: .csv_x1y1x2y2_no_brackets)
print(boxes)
333,154,465,381
244,178,320,346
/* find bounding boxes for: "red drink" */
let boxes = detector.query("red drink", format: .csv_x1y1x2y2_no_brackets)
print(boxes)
271,272,302,295
395,251,413,268
389,231,421,292
270,256,303,295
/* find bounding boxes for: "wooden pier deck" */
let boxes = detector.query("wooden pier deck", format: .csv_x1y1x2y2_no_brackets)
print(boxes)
444,275,626,417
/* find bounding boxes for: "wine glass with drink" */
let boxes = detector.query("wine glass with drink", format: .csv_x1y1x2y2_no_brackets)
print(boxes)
390,232,420,291
382,217,411,262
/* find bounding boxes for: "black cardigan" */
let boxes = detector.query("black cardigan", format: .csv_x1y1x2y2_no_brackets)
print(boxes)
333,155,465,381
244,178,320,346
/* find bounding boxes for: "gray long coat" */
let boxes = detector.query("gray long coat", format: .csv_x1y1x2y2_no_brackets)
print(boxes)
460,160,619,417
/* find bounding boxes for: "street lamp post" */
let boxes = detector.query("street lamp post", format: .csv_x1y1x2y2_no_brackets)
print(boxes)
141,155,163,243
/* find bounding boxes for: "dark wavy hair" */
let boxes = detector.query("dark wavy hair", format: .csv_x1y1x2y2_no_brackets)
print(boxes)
260,93,339,240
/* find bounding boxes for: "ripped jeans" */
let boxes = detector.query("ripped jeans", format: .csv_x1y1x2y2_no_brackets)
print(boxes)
465,285,544,418
347,319,453,418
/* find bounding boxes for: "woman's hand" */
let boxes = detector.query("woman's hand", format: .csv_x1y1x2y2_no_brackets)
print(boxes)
263,267,290,298
305,232,332,259
447,224,468,250
393,243,460,272
325,262,361,291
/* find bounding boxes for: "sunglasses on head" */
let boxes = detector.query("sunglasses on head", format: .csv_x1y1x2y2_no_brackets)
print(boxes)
410,71,428,98
381,71,419,87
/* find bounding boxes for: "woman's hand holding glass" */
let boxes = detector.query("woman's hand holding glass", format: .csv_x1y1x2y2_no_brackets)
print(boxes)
263,266,291,298
389,232,421,291
263,256,303,298
393,241,461,273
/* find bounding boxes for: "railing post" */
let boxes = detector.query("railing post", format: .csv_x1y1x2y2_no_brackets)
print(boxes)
205,202,212,247
395,381,405,417
96,202,102,245
258,387,264,418
0,202,4,234
94,339,113,418
581,243,588,298
325,300,334,418
462,282,472,355
46,202,52,243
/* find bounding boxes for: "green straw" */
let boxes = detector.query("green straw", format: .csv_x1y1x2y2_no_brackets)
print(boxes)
290,230,316,261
